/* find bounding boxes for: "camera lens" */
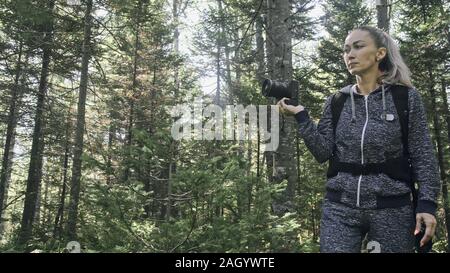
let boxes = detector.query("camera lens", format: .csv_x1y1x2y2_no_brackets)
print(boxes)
261,79,291,100
262,79,272,97
261,79,299,105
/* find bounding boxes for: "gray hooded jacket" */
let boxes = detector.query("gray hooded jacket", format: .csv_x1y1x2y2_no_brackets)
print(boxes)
294,84,440,215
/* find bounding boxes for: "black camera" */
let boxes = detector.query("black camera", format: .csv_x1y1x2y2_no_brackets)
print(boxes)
261,79,299,106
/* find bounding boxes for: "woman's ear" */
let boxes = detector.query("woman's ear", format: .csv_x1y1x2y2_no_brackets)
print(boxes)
376,47,387,62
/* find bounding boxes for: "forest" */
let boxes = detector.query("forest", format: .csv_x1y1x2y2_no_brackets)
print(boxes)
0,0,449,253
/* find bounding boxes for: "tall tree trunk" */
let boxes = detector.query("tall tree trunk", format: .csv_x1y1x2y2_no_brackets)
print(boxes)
263,0,274,192
66,0,93,240
428,69,450,252
376,0,389,32
0,42,23,228
234,29,242,98
18,0,55,246
54,116,71,239
440,80,450,145
255,10,265,200
247,128,253,214
255,12,265,83
124,1,143,183
419,0,428,23
266,0,297,215
34,158,43,226
256,110,261,203
42,170,50,227
209,0,224,220
264,0,274,79
106,120,114,185
232,26,247,216
148,67,158,219
215,0,222,106
166,0,182,222
0,133,15,238
220,0,232,102
166,156,174,220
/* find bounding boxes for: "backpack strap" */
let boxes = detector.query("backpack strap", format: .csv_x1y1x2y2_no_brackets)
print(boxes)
390,85,410,158
390,85,417,207
328,91,347,177
331,92,348,135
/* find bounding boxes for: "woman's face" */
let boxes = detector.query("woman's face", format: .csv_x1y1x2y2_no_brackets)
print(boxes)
343,30,386,76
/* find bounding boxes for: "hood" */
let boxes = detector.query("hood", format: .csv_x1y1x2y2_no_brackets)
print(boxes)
338,83,389,122
338,84,357,95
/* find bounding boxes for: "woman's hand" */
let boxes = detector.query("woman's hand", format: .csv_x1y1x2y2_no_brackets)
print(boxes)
277,97,305,116
415,213,437,247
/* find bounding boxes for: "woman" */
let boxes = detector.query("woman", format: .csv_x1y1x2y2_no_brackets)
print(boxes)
278,26,440,253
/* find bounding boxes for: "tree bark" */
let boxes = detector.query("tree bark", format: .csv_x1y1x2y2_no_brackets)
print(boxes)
166,0,182,222
255,9,264,199
0,42,23,228
0,133,15,239
266,0,297,215
247,128,253,214
234,28,242,98
42,170,50,227
66,0,93,240
54,116,71,239
215,0,222,106
106,120,114,185
18,0,55,246
220,0,232,99
263,0,274,197
255,12,265,83
376,0,389,32
123,1,143,183
440,80,450,145
428,69,450,252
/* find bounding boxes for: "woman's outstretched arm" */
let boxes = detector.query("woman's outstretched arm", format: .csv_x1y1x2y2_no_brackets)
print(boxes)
279,96,335,163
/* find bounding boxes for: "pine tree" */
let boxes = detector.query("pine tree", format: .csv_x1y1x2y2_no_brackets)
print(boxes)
18,0,56,247
66,0,94,241
315,0,372,91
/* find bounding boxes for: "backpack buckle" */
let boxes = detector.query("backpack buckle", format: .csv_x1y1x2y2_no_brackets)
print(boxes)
360,164,369,175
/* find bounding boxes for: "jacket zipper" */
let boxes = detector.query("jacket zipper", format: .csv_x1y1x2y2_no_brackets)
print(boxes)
357,95,369,207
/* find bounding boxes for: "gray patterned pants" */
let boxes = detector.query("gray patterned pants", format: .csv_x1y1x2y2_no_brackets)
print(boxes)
320,200,415,253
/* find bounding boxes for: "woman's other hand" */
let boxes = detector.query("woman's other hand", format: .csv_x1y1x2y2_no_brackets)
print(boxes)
415,213,437,247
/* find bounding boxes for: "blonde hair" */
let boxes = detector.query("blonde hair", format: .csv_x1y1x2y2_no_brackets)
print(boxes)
352,26,413,88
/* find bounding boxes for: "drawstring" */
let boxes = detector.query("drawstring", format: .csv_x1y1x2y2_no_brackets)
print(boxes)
381,84,386,120
350,83,386,122
350,86,356,122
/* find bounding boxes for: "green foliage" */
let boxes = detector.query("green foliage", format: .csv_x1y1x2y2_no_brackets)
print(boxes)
0,0,448,253
315,0,373,91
